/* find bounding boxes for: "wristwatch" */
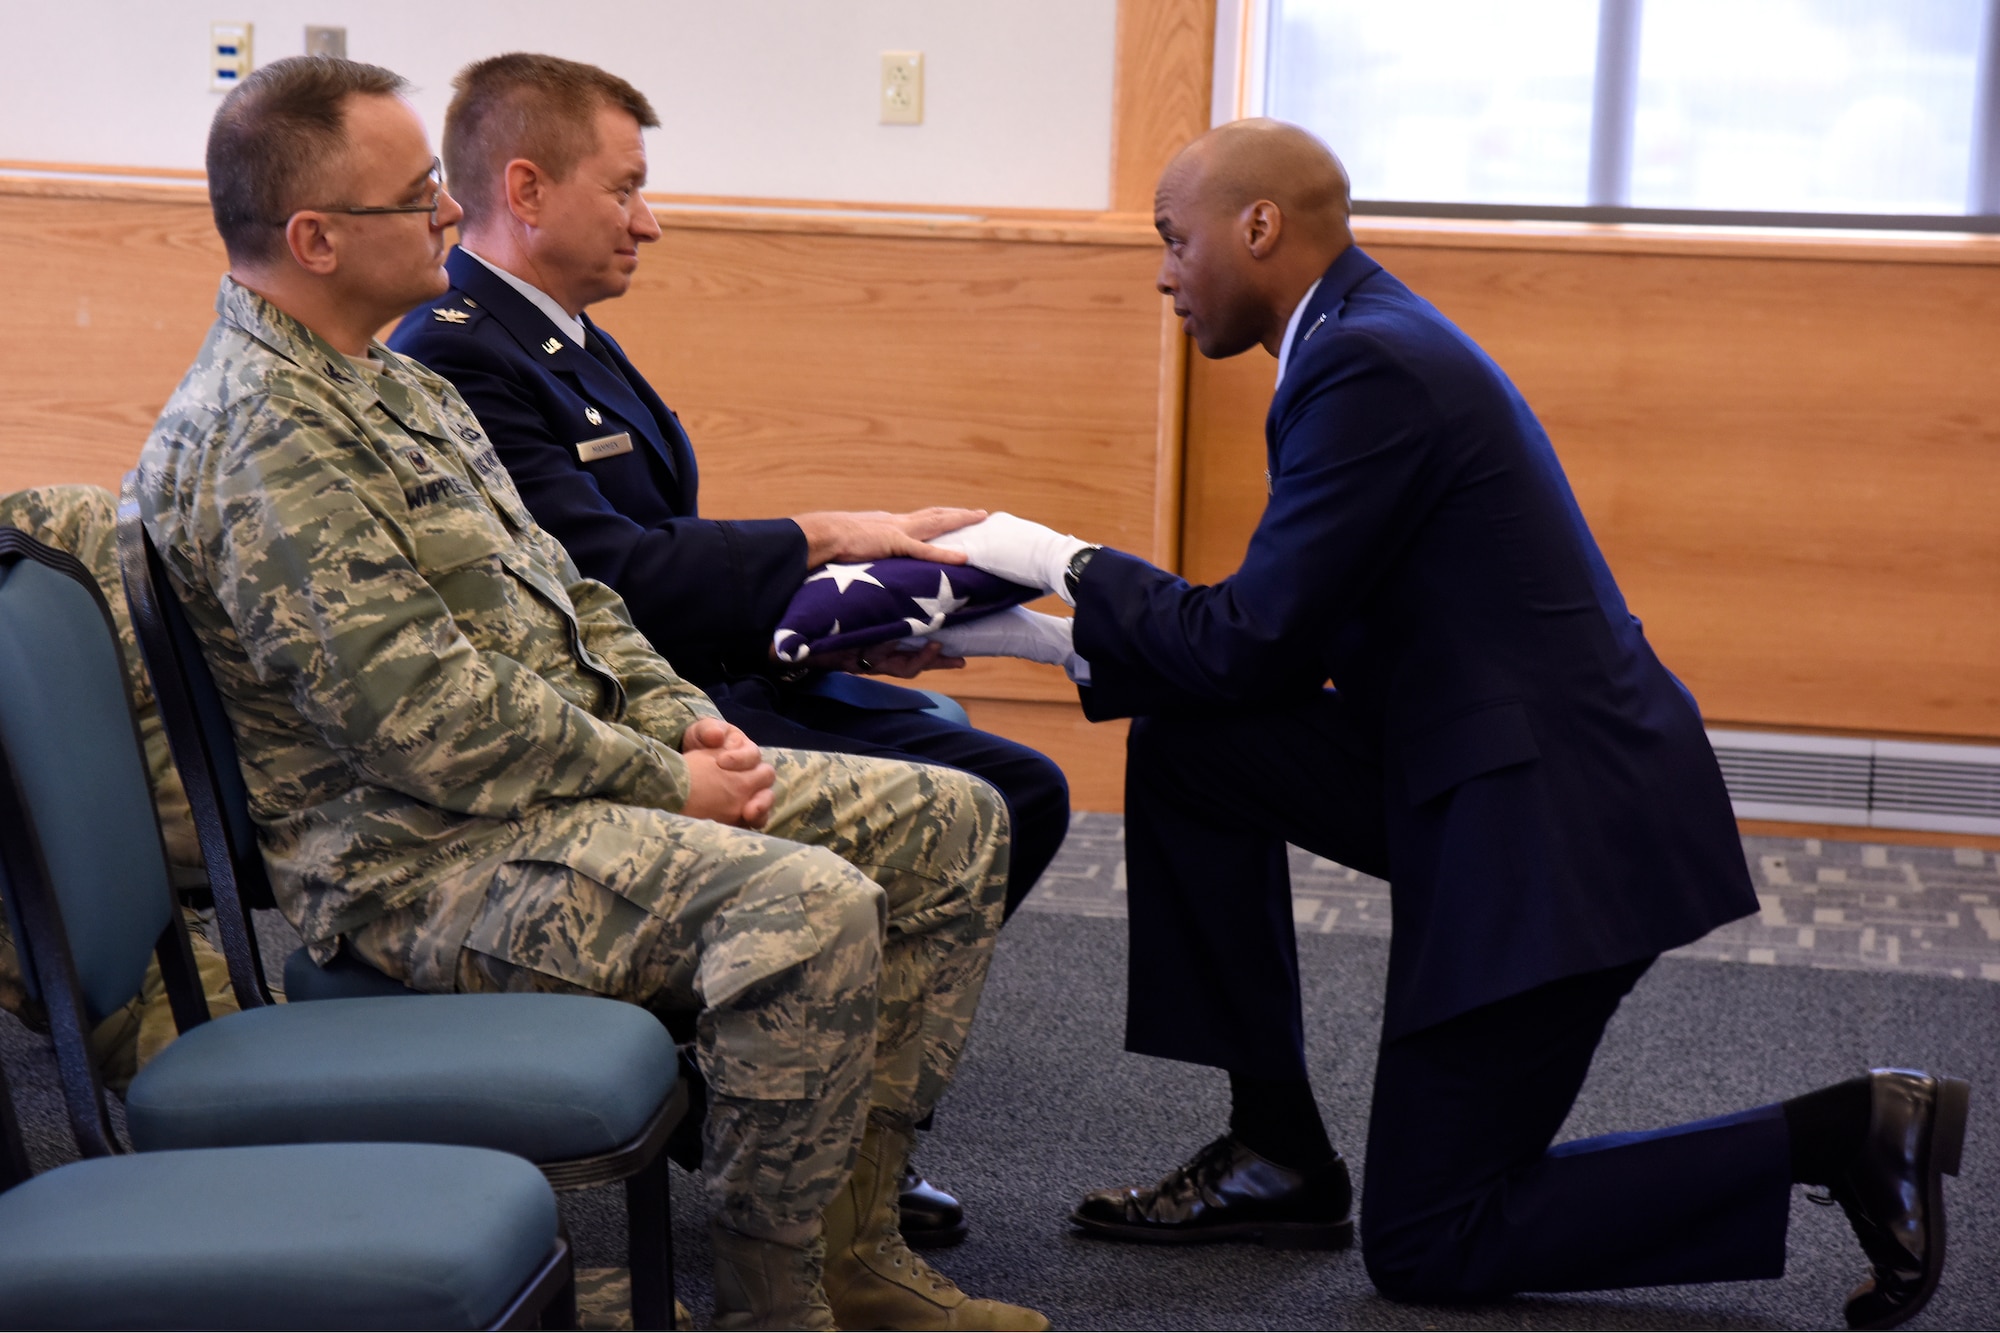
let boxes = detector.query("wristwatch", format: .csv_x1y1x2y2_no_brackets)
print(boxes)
1063,545,1101,600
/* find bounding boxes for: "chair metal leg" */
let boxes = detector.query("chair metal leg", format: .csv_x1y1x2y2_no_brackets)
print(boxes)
540,1224,578,1331
625,1154,674,1331
542,1267,577,1332
664,1164,679,1329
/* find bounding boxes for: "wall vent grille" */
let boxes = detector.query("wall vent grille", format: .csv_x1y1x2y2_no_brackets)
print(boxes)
1707,729,2000,836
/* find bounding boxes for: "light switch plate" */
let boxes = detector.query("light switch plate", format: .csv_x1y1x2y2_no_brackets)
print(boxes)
305,25,347,59
880,50,923,125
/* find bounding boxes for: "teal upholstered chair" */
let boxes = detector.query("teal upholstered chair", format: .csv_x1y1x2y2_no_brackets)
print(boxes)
0,1043,575,1330
2,521,685,1330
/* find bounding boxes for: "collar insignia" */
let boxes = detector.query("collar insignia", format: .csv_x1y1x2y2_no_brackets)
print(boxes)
432,307,470,323
541,336,564,355
584,406,602,426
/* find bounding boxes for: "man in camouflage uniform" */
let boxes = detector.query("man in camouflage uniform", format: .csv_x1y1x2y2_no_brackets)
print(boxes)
137,56,1045,1331
0,485,238,1091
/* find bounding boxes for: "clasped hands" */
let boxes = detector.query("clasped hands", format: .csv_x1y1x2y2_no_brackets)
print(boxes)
679,717,775,829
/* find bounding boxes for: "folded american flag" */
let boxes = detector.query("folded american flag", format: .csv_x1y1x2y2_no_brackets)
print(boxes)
772,558,1040,664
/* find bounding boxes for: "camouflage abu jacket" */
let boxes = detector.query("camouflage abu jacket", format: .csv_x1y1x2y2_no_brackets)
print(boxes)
138,279,720,947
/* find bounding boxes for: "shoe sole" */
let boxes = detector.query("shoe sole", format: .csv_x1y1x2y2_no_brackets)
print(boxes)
1068,1212,1354,1251
1849,1075,1970,1332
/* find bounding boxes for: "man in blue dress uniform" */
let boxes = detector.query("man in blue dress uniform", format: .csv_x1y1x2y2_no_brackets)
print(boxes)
929,119,1966,1329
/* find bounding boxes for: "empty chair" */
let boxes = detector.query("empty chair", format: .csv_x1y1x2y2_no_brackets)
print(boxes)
0,1028,574,1330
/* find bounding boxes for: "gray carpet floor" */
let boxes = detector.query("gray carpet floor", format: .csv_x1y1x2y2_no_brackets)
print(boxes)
557,912,2000,1330
4,857,1997,1329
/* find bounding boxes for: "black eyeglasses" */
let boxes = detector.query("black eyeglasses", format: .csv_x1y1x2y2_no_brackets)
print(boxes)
275,157,446,225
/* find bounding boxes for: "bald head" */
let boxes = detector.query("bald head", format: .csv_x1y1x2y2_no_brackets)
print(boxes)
1161,118,1352,242
1152,119,1354,361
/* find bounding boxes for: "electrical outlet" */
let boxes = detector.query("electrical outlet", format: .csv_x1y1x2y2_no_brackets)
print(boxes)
880,50,923,125
304,25,347,58
210,22,253,92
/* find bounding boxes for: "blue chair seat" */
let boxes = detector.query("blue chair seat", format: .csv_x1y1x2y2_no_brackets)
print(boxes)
0,1141,557,1330
127,993,676,1163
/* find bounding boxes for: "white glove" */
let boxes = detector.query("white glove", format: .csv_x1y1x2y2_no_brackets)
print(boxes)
931,512,1092,606
925,607,1092,685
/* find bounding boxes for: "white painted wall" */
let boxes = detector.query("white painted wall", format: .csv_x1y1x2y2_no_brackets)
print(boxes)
0,0,1118,209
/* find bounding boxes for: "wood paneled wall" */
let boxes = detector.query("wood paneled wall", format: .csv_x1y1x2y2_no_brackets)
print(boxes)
0,183,228,494
7,167,2000,803
1185,222,2000,745
0,178,1159,807
623,210,1164,804
1111,0,1218,212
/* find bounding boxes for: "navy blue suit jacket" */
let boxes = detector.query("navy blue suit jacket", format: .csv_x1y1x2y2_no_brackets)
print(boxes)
386,248,807,687
1076,246,1756,1039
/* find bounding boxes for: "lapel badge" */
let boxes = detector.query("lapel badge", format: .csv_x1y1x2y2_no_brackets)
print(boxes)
541,336,564,355
432,307,469,323
1303,313,1328,343
584,406,602,426
464,297,478,307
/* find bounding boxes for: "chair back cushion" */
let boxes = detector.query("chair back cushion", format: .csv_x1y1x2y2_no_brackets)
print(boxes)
0,546,171,1024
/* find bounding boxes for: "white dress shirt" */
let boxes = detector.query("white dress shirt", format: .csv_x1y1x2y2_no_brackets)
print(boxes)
1274,277,1324,389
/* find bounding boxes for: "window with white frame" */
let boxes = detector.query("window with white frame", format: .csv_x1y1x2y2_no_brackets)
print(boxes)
1227,0,2000,228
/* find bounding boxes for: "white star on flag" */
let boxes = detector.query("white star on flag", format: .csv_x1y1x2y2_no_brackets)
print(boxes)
806,562,885,594
904,571,971,634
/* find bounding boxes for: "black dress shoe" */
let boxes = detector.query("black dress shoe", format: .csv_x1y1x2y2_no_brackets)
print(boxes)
1827,1068,1970,1331
899,1167,969,1248
1070,1135,1354,1249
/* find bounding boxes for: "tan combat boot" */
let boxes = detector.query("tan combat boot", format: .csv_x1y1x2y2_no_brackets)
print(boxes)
822,1110,1051,1331
709,1221,840,1331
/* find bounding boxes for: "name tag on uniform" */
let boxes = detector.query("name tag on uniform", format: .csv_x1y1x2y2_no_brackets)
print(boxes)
576,432,633,463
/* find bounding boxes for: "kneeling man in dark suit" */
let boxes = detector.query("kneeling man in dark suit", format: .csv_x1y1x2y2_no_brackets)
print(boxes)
389,53,1073,1249
926,119,1966,1329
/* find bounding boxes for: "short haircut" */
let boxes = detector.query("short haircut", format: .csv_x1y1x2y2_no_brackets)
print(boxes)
444,53,659,230
206,55,411,265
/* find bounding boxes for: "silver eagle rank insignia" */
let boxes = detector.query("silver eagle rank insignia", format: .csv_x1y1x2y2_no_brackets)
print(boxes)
432,307,470,324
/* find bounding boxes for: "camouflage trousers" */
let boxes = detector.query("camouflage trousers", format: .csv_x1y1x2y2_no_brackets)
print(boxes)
343,747,1009,1238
